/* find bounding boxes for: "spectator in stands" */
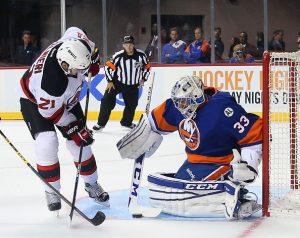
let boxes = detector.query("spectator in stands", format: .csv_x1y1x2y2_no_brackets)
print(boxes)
161,27,186,64
213,27,224,62
228,37,240,58
256,32,264,60
145,23,168,62
268,30,285,52
182,23,194,45
184,27,210,64
145,23,159,61
230,44,254,63
15,30,39,66
239,31,257,58
161,28,168,45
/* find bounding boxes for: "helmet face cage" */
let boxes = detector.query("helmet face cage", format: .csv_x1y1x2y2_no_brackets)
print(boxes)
56,39,91,75
171,76,205,119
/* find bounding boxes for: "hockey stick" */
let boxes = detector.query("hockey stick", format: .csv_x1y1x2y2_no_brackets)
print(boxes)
128,72,162,218
0,128,105,226
69,72,93,224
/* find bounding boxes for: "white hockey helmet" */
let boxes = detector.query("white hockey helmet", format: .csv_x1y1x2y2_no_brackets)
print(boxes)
171,75,205,119
56,39,92,75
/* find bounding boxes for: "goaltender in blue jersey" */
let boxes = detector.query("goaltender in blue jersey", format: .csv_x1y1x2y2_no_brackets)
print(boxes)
117,75,262,219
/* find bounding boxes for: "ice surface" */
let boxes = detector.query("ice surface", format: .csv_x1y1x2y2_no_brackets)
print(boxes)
0,120,300,238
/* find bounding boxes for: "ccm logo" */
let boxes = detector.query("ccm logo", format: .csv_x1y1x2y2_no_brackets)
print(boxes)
185,183,219,190
67,125,78,134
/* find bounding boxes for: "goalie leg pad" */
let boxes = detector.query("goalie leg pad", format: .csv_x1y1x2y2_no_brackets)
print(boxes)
148,173,226,217
148,173,250,219
117,113,163,159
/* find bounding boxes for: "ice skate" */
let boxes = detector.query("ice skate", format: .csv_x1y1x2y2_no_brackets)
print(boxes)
45,191,61,212
85,182,110,207
92,124,105,132
121,123,136,130
237,199,262,219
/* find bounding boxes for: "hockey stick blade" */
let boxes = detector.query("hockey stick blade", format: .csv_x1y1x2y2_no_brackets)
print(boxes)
129,204,162,218
90,211,106,226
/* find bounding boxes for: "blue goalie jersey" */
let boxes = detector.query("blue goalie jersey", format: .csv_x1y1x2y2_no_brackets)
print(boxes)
150,87,262,165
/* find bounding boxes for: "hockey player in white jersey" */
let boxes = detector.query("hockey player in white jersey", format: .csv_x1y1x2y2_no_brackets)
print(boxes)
19,27,109,211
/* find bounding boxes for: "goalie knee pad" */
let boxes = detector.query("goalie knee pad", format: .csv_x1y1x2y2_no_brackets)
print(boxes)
117,113,163,159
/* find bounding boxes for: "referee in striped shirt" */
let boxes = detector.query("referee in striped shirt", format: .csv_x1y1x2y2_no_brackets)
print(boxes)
93,35,151,131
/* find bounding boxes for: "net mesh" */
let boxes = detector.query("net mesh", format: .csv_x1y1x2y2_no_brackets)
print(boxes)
268,51,300,215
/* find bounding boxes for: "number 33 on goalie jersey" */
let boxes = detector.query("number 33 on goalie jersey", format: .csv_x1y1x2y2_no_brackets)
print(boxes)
149,87,262,164
20,27,95,127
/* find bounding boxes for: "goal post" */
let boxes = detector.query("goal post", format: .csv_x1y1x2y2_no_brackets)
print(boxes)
262,51,300,216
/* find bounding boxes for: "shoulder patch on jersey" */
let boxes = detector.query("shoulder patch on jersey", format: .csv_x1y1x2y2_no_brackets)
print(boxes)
41,47,68,97
224,107,234,117
179,119,200,150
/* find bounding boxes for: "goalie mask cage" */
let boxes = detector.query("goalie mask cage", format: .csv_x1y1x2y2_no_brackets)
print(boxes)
263,51,300,216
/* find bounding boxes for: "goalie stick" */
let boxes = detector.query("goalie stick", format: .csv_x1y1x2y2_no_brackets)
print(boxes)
0,128,105,226
128,72,162,218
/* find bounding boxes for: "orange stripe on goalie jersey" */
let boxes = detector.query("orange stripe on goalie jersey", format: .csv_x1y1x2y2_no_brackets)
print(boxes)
152,101,178,132
238,118,262,146
187,152,234,164
106,61,116,70
202,165,231,181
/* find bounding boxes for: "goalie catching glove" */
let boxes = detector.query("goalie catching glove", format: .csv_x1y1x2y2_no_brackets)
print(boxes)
117,113,163,159
64,120,94,147
228,147,261,186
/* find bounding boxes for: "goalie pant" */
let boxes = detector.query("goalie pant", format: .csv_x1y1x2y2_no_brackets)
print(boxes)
148,173,260,220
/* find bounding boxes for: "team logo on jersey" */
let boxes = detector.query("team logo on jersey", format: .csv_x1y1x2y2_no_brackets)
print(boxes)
179,119,200,150
224,107,234,117
66,85,82,109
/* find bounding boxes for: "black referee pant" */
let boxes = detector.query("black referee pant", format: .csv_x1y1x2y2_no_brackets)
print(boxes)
97,80,139,127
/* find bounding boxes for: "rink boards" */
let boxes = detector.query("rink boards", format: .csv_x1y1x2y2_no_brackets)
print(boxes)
0,64,292,121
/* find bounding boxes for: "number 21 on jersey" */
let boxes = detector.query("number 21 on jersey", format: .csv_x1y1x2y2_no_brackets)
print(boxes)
38,98,55,110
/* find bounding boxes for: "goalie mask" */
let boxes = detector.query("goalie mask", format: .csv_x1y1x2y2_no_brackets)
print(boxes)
56,39,92,75
171,75,205,119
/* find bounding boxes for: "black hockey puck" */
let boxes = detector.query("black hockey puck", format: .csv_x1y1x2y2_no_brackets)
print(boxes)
132,213,143,218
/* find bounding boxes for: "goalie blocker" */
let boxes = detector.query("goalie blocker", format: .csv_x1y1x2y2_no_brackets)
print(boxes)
148,173,262,220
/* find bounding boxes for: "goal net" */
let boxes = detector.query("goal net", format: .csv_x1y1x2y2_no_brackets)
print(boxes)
262,51,300,216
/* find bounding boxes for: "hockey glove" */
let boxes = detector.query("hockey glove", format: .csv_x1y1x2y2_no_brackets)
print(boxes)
228,161,258,186
89,47,100,76
64,121,94,147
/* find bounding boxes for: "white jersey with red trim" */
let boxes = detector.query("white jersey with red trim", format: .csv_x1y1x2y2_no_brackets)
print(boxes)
20,27,95,127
